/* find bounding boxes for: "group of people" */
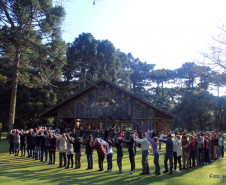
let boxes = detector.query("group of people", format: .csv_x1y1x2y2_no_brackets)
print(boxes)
8,127,225,176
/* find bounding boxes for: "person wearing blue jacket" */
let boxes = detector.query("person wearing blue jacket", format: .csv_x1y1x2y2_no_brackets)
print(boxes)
159,134,174,174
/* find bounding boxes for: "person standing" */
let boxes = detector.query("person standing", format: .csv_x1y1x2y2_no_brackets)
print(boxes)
56,133,67,168
65,133,74,169
189,135,196,167
182,136,190,169
133,132,150,175
98,137,113,172
175,135,182,173
20,131,26,157
210,131,215,161
14,129,20,156
147,135,160,175
159,134,174,174
9,130,15,155
122,135,136,175
112,137,124,174
43,131,50,163
197,132,204,165
93,138,106,171
84,135,94,170
73,137,83,169
49,133,57,164
220,131,224,158
204,135,210,164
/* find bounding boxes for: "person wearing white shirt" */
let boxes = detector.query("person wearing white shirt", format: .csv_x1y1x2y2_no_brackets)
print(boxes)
133,132,150,175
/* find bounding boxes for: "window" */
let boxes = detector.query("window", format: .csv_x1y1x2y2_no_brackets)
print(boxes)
90,97,118,107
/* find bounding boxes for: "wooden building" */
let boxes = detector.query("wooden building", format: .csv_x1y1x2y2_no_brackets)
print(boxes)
41,79,175,134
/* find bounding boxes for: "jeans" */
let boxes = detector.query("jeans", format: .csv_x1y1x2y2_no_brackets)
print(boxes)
75,153,81,168
27,145,33,158
174,152,182,170
142,150,149,174
164,152,173,172
129,154,135,171
107,153,113,170
43,146,49,162
35,146,41,160
190,150,196,167
198,148,204,165
182,152,190,168
117,156,123,171
218,145,222,158
221,146,224,158
195,148,200,166
98,155,105,170
154,153,160,173
67,154,73,168
87,153,93,169
40,147,45,161
49,150,56,163
59,152,66,167
9,143,14,154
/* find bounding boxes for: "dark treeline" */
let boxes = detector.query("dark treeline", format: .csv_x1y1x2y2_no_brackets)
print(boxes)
1,10,226,131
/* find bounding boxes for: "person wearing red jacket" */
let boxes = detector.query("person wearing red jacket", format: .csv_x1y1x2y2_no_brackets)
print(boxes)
93,138,106,171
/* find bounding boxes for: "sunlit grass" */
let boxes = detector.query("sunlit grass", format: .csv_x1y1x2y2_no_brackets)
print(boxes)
0,136,225,185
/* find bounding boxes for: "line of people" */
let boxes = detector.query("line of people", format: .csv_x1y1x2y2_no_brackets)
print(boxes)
8,127,224,175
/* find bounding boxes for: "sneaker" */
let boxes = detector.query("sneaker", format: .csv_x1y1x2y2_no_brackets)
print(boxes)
116,170,123,174
43,161,47,163
178,170,182,173
163,170,169,173
168,172,173,175
128,171,134,175
156,172,161,175
105,170,110,172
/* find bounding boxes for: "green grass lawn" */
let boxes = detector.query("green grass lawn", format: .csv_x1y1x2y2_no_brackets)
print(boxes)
0,139,225,185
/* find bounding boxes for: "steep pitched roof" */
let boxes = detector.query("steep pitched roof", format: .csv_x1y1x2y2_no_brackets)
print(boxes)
40,78,175,119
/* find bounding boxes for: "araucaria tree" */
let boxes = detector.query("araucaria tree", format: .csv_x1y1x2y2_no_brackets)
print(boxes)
0,0,66,130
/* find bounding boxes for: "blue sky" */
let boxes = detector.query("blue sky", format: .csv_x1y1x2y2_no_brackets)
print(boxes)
59,0,226,71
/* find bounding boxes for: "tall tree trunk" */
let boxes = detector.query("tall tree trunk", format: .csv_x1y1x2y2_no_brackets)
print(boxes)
8,44,20,131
